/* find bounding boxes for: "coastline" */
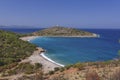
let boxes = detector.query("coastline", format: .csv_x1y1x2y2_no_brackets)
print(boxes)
20,36,39,41
40,52,64,67
32,33,99,38
20,33,99,41
20,34,99,72
20,36,64,73
20,47,61,73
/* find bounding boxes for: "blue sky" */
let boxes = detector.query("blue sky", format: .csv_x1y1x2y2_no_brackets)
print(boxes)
0,0,120,28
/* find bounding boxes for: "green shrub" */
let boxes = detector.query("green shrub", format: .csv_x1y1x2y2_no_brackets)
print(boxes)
54,67,60,71
49,71,54,75
60,67,65,72
73,62,85,70
7,70,17,75
34,63,42,69
65,64,73,70
15,62,34,74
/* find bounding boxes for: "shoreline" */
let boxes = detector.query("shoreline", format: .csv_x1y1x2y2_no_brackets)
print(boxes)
20,47,61,73
20,36,39,41
20,36,64,72
20,33,100,41
20,34,99,72
33,33,99,38
40,52,64,67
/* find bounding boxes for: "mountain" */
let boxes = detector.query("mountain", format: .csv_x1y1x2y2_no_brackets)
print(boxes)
32,26,97,37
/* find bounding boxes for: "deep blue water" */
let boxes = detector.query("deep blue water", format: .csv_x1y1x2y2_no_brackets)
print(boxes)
30,29,120,65
0,28,42,34
1,28,120,65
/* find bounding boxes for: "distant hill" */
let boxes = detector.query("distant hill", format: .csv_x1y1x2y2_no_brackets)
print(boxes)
32,26,97,37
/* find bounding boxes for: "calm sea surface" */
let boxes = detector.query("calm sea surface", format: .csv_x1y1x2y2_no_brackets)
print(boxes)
30,29,120,65
1,28,120,65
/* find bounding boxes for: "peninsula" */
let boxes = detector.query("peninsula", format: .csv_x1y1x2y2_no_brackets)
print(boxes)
32,26,98,37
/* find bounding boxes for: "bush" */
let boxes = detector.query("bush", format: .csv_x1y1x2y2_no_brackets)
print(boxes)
65,64,73,70
15,62,34,74
49,71,54,75
7,70,17,76
54,67,60,71
23,63,34,74
60,67,65,72
34,63,42,69
73,62,85,70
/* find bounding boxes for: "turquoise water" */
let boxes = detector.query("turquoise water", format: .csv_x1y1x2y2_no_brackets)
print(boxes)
30,29,120,65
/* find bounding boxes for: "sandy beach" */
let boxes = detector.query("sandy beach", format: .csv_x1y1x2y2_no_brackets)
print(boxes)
20,36,39,41
20,36,63,73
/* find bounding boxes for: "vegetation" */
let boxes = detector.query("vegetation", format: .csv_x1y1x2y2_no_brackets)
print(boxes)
59,67,65,72
1,62,42,77
54,67,60,71
48,71,55,75
46,60,120,80
34,63,42,70
32,26,95,37
0,30,36,71
73,62,85,70
49,76,68,80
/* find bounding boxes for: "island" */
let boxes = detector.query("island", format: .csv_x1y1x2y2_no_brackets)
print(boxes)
32,26,98,37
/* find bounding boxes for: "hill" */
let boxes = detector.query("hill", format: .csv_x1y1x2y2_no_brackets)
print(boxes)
0,30,36,72
32,26,97,37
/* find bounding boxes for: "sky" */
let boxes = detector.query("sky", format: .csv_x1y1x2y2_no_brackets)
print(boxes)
0,0,120,28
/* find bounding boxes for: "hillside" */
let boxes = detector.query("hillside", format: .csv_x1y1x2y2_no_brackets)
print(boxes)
0,30,36,72
8,60,120,80
47,61,120,80
32,26,97,37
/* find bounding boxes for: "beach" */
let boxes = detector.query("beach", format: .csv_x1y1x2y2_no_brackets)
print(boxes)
20,36,63,73
20,36,39,41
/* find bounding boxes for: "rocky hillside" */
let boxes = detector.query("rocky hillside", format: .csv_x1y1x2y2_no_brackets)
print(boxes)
7,60,120,80
32,26,97,37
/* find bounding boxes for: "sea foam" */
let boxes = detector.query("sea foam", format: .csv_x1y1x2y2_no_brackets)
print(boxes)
40,53,65,67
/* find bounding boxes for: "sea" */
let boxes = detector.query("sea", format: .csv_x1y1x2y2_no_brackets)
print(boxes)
1,28,120,65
